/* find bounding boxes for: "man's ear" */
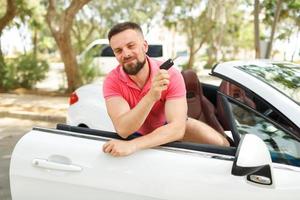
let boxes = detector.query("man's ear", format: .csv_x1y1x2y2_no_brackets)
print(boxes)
143,40,149,53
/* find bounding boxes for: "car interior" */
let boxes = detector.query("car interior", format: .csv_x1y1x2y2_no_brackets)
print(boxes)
180,69,300,146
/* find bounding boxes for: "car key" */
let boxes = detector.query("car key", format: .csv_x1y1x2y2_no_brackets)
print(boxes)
159,55,180,70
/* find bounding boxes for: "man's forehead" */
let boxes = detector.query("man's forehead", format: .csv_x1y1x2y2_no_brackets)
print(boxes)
110,29,143,47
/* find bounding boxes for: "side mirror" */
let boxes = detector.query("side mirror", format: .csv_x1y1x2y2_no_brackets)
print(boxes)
232,134,274,186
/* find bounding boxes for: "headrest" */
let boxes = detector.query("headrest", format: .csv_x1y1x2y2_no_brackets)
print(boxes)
181,69,203,97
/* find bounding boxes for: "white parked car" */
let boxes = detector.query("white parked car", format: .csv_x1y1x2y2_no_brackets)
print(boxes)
10,60,300,199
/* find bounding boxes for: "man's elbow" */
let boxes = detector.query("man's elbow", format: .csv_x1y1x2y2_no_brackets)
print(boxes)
115,127,132,139
173,121,186,141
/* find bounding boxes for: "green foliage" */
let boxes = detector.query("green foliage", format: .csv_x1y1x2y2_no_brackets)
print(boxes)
96,0,161,29
78,53,100,85
0,58,6,90
2,54,49,90
261,0,300,41
72,0,162,55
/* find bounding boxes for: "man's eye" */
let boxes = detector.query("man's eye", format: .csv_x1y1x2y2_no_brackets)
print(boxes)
128,44,135,49
114,49,121,54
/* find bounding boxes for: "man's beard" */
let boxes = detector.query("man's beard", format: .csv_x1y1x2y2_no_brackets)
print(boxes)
122,58,146,75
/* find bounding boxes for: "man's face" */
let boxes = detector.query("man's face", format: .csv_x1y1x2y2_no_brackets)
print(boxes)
109,29,148,75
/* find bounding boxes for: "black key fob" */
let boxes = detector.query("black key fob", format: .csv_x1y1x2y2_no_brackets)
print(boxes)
159,59,174,70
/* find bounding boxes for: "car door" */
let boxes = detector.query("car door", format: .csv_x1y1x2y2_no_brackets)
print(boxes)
217,92,300,196
10,125,300,200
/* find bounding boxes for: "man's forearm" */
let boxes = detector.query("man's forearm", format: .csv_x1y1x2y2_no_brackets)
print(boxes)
115,93,156,138
128,120,186,150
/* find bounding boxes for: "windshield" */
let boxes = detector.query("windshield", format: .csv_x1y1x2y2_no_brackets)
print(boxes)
236,63,300,105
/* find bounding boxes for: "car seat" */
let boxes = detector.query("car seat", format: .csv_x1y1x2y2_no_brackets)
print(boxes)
181,69,224,134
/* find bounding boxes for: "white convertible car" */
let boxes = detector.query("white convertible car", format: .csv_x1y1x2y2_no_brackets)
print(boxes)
10,60,300,199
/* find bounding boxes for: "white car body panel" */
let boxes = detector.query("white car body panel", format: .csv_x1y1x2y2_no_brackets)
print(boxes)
67,83,115,131
10,129,300,200
213,60,300,127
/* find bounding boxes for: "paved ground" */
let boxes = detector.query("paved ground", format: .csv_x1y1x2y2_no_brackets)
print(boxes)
0,93,68,124
0,93,68,200
0,118,58,200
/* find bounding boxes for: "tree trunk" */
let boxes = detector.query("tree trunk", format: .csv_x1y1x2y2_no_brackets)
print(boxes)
46,0,91,93
54,32,79,92
0,32,4,64
33,28,38,58
0,0,17,32
187,45,195,69
254,0,261,58
186,22,213,69
186,21,196,69
0,0,17,90
266,0,283,59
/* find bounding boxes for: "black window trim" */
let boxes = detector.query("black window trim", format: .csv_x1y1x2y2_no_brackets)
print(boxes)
32,124,236,157
220,92,300,143
218,93,241,146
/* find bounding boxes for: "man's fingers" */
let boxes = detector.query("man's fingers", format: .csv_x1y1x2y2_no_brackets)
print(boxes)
160,79,169,86
154,70,170,81
156,73,170,81
102,142,108,152
111,150,119,157
103,142,114,153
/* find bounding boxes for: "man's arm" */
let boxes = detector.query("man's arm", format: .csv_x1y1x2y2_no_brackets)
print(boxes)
103,97,187,156
105,70,170,138
105,94,155,138
130,97,187,149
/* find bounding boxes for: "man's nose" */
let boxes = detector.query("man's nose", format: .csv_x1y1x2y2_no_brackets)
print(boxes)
122,48,131,58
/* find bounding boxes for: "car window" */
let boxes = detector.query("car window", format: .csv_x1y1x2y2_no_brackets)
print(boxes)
147,45,163,57
221,81,299,137
100,45,114,57
87,44,163,58
228,99,300,167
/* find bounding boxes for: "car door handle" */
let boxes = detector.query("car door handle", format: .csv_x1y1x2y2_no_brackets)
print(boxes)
32,158,82,172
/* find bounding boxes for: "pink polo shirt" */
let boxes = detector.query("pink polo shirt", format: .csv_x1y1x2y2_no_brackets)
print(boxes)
103,57,186,135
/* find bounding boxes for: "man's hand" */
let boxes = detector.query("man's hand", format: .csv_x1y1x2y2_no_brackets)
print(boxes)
102,139,137,157
147,69,170,102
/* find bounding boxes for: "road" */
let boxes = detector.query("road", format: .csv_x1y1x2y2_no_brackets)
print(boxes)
0,118,57,200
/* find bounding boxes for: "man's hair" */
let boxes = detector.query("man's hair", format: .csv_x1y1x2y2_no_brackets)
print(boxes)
108,22,144,41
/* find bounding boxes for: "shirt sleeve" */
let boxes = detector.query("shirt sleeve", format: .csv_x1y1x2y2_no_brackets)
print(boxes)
165,67,186,100
103,72,122,100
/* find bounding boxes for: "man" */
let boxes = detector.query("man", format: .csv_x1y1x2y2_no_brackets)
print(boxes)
103,22,229,157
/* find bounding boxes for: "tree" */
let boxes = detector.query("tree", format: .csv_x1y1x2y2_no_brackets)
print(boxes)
46,0,91,93
70,0,162,56
253,0,300,59
0,0,17,33
204,0,250,66
0,0,17,90
254,0,261,58
163,0,216,69
0,0,17,62
71,2,106,54
163,0,244,69
270,0,300,60
95,0,161,34
265,0,283,58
